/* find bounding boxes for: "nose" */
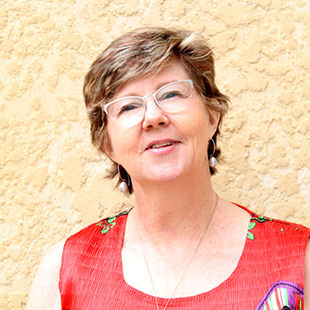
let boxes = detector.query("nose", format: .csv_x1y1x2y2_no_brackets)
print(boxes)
142,95,170,130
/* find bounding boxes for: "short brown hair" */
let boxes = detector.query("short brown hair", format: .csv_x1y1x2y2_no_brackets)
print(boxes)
83,27,229,193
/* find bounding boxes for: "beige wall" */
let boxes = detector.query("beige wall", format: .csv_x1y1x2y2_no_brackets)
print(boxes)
1,0,310,308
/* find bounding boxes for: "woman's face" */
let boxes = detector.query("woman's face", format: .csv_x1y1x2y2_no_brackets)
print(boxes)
105,61,220,186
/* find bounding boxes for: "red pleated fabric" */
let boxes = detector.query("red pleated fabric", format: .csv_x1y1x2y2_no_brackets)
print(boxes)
59,206,310,310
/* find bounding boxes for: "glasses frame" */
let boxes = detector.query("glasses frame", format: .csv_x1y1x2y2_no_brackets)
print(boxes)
103,79,194,119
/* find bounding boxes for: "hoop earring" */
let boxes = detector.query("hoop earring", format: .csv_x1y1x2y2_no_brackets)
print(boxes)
118,165,128,193
209,139,217,168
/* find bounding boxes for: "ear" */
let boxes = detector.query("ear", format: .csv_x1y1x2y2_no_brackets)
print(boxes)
102,134,116,162
208,106,220,138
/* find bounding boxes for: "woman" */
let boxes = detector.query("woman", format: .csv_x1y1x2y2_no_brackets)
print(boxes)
27,27,310,310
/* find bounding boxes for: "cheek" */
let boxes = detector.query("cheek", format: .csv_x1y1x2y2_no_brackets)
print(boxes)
192,116,211,152
107,126,137,163
105,124,120,161
193,109,211,134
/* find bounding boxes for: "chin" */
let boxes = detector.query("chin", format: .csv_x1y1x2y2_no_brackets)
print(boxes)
145,166,185,184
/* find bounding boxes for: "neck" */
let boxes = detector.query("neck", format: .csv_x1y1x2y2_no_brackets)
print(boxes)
130,167,217,238
122,167,220,299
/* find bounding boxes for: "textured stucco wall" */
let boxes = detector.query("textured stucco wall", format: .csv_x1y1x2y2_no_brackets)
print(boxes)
1,0,310,308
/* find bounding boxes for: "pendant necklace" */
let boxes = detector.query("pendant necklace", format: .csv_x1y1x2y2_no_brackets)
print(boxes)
133,194,219,310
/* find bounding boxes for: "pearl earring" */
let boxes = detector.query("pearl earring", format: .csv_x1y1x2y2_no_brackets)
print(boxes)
209,139,217,168
119,181,128,193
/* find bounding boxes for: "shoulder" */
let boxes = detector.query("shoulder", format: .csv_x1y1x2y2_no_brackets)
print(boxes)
251,213,310,239
62,209,131,262
233,204,310,253
239,204,310,237
59,210,131,298
27,240,65,310
65,209,131,244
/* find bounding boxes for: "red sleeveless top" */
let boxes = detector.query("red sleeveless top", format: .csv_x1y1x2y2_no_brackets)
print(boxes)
59,206,310,309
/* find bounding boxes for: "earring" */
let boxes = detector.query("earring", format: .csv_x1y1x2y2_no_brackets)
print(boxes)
209,139,217,168
118,165,128,193
119,181,128,193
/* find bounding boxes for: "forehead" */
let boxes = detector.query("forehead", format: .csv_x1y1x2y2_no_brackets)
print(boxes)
114,60,191,98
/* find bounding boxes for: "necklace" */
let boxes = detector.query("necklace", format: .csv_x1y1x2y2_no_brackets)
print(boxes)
133,194,219,310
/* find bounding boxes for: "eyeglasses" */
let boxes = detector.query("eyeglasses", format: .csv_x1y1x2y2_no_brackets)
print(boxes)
103,80,194,127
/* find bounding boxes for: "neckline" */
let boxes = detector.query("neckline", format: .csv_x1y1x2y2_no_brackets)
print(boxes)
118,204,256,305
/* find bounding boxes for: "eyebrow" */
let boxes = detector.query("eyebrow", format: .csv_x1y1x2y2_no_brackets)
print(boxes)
156,80,178,90
119,80,179,98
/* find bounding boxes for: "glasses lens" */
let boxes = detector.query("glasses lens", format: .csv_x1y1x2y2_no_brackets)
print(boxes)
107,97,144,126
155,81,193,113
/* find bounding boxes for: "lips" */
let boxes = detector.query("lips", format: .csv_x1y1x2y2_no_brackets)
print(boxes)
150,142,173,149
145,140,179,151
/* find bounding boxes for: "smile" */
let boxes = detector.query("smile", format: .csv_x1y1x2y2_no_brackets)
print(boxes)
150,142,173,149
145,140,179,151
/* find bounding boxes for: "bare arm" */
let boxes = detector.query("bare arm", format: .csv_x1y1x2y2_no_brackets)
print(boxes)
26,240,65,310
305,239,310,310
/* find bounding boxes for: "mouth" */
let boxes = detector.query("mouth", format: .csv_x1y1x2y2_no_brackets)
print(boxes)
146,140,179,151
150,142,173,149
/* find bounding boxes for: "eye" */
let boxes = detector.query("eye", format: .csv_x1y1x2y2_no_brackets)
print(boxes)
120,104,137,112
161,90,182,100
117,101,143,116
